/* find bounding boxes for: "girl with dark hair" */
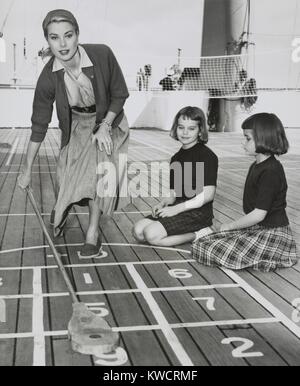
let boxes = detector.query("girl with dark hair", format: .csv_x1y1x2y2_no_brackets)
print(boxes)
192,112,297,271
133,106,218,247
18,9,130,258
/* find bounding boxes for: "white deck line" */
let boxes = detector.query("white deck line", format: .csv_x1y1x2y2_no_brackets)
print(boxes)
47,254,68,258
83,273,93,285
126,263,193,366
0,293,35,299
0,243,191,256
0,211,152,217
0,259,195,272
223,268,300,339
168,317,279,329
5,138,19,166
0,283,240,300
7,164,56,167
149,283,240,292
32,268,46,366
1,172,55,174
0,317,280,340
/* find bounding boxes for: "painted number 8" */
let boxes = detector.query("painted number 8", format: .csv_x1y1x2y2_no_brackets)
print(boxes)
291,298,300,323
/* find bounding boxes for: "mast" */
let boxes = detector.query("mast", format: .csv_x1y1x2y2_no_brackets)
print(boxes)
12,43,17,85
0,0,16,64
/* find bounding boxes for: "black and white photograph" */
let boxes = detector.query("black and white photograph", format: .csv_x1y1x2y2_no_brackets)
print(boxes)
0,0,300,368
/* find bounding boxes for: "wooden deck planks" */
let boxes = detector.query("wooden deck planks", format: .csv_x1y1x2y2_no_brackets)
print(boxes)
174,326,248,366
51,338,92,366
238,270,300,326
0,127,300,366
251,323,300,366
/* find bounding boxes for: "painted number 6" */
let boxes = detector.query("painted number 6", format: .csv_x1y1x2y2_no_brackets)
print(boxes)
94,347,128,366
168,269,192,279
221,338,264,358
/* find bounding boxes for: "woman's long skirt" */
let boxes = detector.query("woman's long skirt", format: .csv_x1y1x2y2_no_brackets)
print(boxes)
53,111,130,236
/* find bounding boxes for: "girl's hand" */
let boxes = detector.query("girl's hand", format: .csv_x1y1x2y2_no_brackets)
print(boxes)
92,122,113,155
18,170,31,190
157,204,183,218
152,202,165,218
220,223,233,232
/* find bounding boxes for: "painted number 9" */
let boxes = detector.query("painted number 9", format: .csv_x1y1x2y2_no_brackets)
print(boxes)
168,269,192,279
222,338,264,358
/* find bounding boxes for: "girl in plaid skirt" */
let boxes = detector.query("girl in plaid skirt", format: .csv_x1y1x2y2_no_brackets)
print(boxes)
133,106,218,247
192,113,298,272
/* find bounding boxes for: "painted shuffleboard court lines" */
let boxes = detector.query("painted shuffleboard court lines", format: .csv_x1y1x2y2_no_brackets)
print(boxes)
1,243,300,366
0,128,300,366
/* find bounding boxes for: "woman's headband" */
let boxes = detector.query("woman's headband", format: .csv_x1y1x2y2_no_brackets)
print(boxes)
42,9,79,37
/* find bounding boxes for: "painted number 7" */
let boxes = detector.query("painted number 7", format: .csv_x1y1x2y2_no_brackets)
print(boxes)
193,297,216,311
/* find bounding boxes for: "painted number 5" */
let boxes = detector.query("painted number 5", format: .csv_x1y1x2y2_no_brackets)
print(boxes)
168,269,192,279
94,347,128,366
0,278,3,287
222,338,264,358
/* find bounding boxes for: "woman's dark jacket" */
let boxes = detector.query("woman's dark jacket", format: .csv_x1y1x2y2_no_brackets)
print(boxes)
30,44,129,148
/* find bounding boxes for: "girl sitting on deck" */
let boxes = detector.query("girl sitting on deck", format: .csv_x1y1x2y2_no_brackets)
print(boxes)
133,106,218,247
192,112,297,272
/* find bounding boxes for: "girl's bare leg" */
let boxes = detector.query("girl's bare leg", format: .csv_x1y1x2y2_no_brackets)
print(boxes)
156,233,196,246
132,218,155,242
144,222,196,247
